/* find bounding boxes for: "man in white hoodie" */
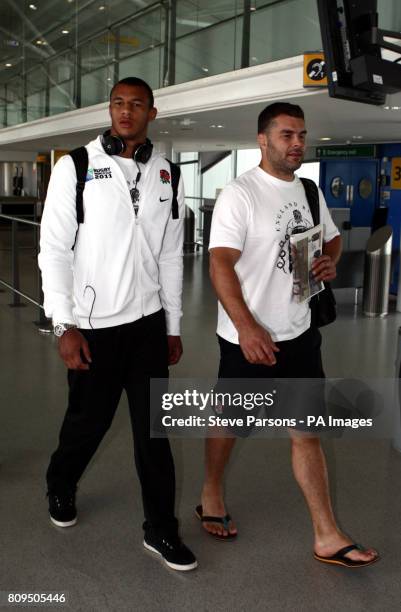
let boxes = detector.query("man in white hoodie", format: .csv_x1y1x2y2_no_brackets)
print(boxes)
38,77,197,572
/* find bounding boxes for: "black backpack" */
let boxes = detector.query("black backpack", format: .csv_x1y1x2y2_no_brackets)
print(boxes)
69,146,180,224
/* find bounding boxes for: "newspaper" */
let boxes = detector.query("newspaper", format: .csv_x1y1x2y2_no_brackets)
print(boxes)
289,224,324,302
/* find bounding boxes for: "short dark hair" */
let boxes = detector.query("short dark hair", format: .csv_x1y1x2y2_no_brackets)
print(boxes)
110,77,154,108
258,102,304,134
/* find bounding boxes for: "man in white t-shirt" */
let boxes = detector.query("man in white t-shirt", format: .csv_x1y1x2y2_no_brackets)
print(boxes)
197,103,379,567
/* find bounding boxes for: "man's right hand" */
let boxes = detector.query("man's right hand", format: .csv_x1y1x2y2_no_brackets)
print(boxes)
238,322,279,366
58,329,92,370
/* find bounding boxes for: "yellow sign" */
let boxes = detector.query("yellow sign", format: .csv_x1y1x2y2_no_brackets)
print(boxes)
303,53,328,87
101,34,140,48
391,157,401,190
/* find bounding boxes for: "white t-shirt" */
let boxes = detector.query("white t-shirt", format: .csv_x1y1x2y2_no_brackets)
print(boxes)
112,155,144,216
209,166,339,344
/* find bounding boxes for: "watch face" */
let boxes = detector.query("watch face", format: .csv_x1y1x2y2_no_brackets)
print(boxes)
54,324,65,337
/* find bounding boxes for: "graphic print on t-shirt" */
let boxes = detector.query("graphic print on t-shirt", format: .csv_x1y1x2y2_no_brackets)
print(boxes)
275,201,312,274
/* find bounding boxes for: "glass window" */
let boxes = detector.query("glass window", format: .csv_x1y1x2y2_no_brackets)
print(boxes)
203,153,233,199
378,0,401,31
180,153,199,200
26,66,48,121
48,52,75,85
330,177,345,199
176,18,242,84
81,66,114,108
5,79,24,126
179,153,201,241
27,91,47,122
359,178,373,199
80,35,114,75
119,48,162,91
49,81,74,116
236,149,261,176
0,85,5,128
251,0,321,66
118,10,163,61
176,0,241,37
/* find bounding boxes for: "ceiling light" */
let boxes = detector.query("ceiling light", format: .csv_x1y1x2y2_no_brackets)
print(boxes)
160,130,169,134
251,56,258,61
29,4,37,10
5,63,12,67
62,29,69,34
319,137,332,141
383,105,390,110
352,135,363,139
99,5,106,10
392,106,401,110
36,40,42,45
180,118,196,126
217,125,224,128
201,66,209,72
210,124,216,128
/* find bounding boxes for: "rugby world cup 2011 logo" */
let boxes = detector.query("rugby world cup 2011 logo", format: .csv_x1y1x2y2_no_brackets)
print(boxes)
160,169,171,184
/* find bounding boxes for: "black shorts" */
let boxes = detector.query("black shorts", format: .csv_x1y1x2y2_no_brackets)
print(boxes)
214,326,326,436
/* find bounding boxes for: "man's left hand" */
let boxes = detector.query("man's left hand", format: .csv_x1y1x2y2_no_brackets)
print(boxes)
311,255,336,282
167,335,183,365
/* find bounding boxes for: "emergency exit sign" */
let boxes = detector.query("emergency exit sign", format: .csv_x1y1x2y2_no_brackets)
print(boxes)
316,145,376,158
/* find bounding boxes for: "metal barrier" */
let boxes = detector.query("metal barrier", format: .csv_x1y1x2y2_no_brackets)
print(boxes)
362,225,393,317
0,213,49,329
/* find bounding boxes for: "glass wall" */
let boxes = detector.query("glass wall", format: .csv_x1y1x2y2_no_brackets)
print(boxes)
377,0,401,30
4,0,399,130
0,0,325,129
237,148,261,176
202,154,234,199
251,0,322,66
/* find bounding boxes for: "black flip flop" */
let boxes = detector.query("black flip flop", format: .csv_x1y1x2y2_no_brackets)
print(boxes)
314,544,380,568
195,505,237,541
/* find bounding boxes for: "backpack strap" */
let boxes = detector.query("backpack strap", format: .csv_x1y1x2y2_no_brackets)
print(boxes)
167,159,181,220
300,177,320,226
69,146,89,224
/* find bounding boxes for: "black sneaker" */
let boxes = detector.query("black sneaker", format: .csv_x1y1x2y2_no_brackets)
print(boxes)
47,489,77,527
143,534,197,571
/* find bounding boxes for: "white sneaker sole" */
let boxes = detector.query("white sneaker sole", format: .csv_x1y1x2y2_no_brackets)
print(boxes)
143,541,198,571
50,515,77,528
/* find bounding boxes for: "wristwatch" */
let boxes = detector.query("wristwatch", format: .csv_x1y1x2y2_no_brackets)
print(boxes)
53,323,78,338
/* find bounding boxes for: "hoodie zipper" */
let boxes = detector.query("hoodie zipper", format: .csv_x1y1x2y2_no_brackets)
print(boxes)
106,153,145,315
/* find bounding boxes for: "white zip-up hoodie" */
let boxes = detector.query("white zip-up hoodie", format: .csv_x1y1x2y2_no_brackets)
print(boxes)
38,136,184,334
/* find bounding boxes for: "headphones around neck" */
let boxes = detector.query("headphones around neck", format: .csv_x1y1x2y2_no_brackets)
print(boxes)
101,130,153,164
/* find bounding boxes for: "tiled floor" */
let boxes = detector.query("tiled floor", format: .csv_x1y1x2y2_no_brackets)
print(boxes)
1,241,401,612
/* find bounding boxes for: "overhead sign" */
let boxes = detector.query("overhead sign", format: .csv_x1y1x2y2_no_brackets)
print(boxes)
303,52,328,87
316,145,376,158
391,157,401,189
